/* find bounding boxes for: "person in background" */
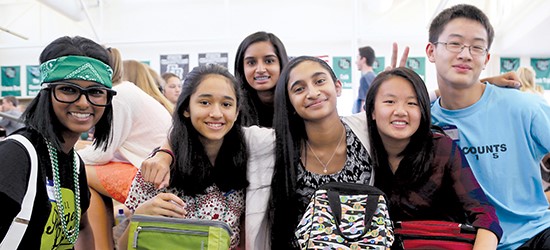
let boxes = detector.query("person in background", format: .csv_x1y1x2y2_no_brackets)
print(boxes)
353,46,377,113
365,67,501,249
516,66,550,205
161,72,182,104
118,64,250,249
517,66,544,95
0,95,24,135
234,31,289,127
427,4,550,249
0,35,116,249
147,65,166,93
78,47,172,249
122,59,174,113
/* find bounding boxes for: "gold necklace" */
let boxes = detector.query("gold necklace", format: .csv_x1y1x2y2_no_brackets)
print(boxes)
306,126,346,174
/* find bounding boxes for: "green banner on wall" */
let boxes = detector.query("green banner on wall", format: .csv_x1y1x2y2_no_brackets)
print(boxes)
1,66,21,96
333,56,352,89
500,57,520,74
406,57,426,81
26,65,41,96
531,58,550,90
373,57,385,74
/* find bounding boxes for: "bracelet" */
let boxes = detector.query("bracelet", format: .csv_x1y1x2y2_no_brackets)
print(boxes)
149,147,175,166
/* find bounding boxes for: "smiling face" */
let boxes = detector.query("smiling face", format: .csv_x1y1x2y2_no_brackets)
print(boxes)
287,60,342,122
184,74,238,146
372,76,421,147
51,79,106,139
243,41,281,92
163,76,182,104
426,17,491,90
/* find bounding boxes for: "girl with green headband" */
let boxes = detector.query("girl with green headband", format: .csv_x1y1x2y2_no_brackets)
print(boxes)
0,36,116,249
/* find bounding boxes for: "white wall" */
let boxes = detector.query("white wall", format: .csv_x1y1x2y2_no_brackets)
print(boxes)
1,0,549,112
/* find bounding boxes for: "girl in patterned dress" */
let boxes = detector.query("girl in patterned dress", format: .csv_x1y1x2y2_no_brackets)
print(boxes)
117,64,249,249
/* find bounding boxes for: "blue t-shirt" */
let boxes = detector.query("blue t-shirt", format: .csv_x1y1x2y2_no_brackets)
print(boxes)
353,71,376,113
431,83,550,250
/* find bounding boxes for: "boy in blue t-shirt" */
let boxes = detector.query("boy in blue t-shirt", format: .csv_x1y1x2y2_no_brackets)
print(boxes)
426,4,550,250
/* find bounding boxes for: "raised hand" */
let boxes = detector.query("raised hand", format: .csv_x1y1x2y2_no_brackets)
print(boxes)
385,42,410,71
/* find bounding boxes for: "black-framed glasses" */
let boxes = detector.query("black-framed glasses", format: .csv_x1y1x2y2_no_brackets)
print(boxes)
46,82,117,107
433,41,488,56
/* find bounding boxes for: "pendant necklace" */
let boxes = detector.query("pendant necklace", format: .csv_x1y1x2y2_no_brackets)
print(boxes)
306,126,346,174
46,140,81,244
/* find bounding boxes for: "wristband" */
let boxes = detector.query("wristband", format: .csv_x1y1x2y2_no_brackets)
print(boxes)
149,147,175,166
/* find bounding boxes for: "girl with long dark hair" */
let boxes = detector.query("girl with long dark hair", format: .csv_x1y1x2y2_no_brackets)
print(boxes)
118,64,274,249
365,67,501,248
0,36,116,249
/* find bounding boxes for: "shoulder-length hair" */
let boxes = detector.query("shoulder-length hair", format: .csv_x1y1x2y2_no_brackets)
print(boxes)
365,67,434,189
269,56,339,248
168,64,248,195
122,60,174,113
234,31,289,127
23,36,113,151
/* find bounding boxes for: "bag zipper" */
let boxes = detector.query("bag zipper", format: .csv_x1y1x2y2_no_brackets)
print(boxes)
132,225,209,248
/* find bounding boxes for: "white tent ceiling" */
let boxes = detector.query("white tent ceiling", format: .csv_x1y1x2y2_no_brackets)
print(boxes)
0,0,549,56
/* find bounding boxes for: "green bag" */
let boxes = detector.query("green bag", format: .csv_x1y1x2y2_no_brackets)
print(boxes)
128,214,232,250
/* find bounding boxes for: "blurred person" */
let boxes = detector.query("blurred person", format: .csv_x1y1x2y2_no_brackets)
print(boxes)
353,46,377,113
517,66,544,95
147,65,166,93
161,72,182,104
122,59,174,113
0,95,24,135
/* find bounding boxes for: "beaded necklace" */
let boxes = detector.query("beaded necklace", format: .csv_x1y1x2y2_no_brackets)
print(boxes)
45,140,81,244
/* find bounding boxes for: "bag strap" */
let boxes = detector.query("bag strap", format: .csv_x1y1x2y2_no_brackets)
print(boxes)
327,189,380,234
0,134,38,250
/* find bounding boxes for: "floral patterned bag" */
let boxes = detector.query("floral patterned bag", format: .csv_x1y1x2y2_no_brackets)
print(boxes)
295,182,394,249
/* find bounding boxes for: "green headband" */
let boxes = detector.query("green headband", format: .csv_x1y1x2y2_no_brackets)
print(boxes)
40,55,113,88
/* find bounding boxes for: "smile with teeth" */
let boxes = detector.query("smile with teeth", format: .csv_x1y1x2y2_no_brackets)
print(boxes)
391,121,407,125
206,122,224,128
254,76,270,81
70,112,92,119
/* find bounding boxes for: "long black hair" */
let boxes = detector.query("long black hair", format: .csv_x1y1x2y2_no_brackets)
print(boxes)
365,67,434,190
234,31,289,127
22,36,114,151
168,64,248,195
269,56,339,248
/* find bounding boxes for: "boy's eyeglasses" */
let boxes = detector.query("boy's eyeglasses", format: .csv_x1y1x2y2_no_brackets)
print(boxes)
433,42,488,56
45,82,117,107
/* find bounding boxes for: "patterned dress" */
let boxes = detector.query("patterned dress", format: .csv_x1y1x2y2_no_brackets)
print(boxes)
125,171,245,248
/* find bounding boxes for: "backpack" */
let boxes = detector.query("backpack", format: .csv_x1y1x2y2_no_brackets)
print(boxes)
295,182,394,249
